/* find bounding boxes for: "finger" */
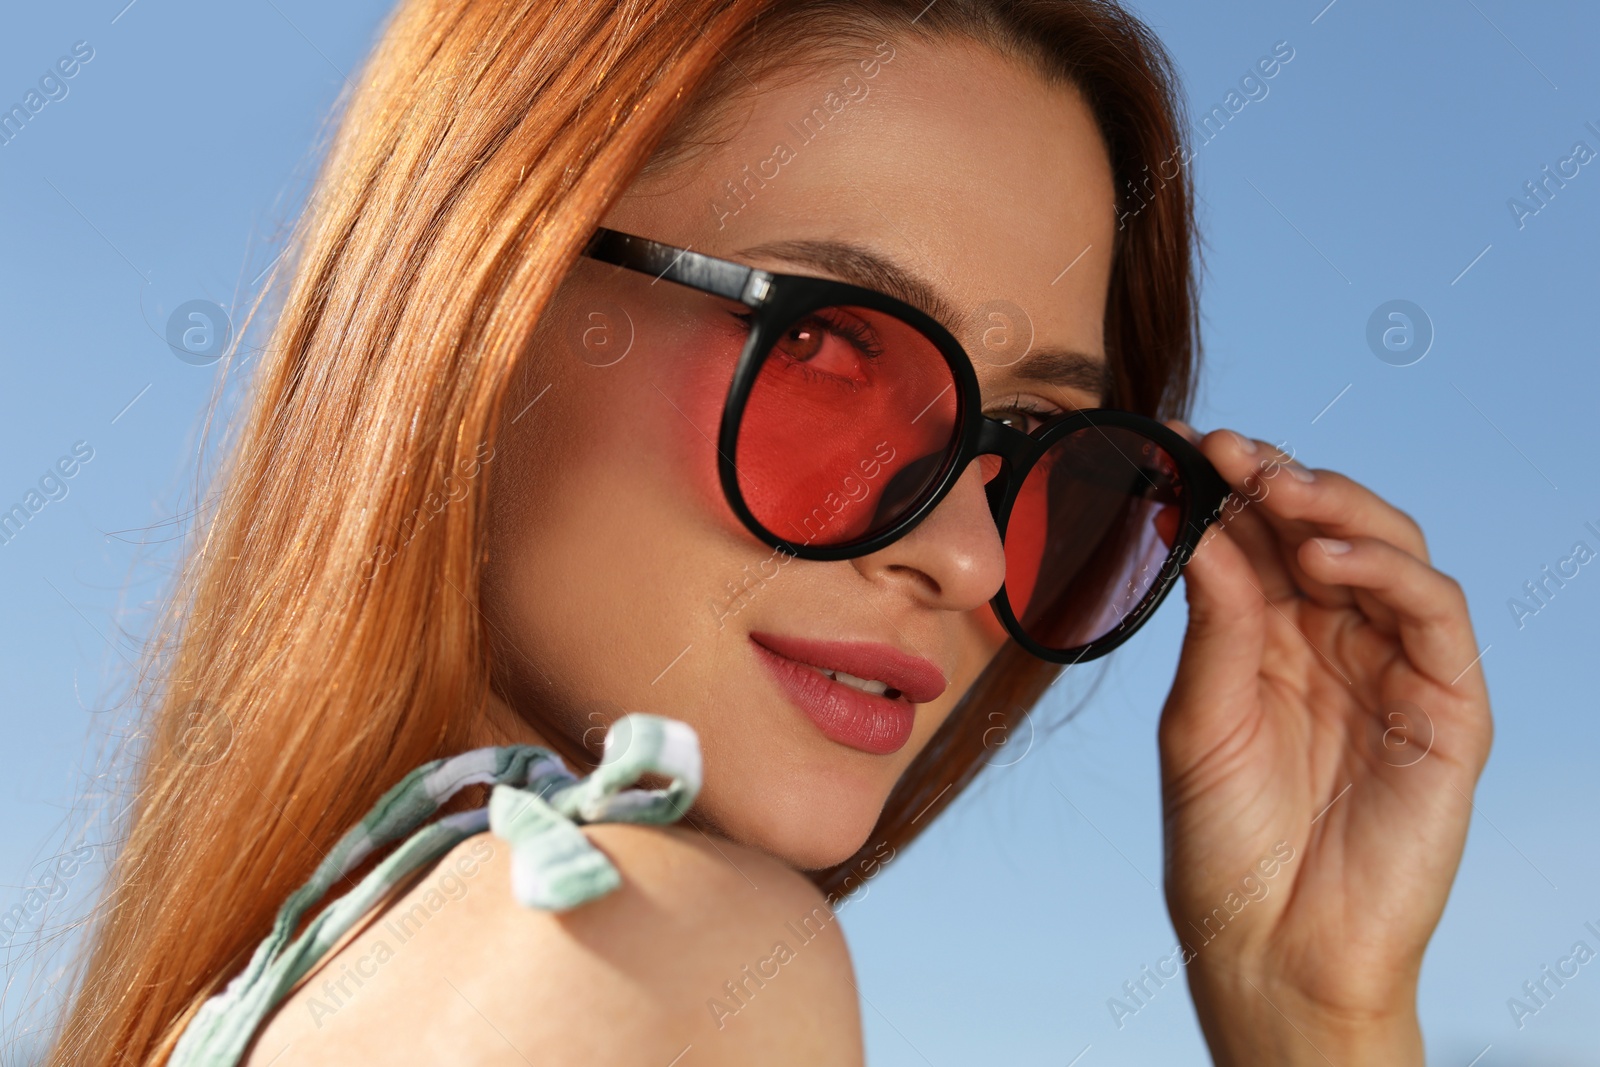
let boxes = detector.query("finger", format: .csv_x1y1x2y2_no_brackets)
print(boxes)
1191,428,1344,605
1226,482,1403,633
1171,420,1306,604
1159,517,1267,759
1295,535,1483,694
1201,430,1423,622
1210,430,1431,564
1212,478,1321,601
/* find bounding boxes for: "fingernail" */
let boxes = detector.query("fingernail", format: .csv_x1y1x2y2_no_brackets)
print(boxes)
1231,432,1258,455
1314,537,1352,555
1283,458,1315,483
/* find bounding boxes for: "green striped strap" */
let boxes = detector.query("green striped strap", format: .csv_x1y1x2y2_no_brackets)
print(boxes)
168,713,700,1067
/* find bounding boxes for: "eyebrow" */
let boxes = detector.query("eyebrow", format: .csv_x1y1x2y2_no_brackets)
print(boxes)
732,238,1109,402
1005,346,1109,400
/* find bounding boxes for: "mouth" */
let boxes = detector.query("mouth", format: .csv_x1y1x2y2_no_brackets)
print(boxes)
748,632,947,756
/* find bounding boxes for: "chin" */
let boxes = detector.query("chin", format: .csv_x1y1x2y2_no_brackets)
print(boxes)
677,629,946,871
733,809,886,875
695,735,907,873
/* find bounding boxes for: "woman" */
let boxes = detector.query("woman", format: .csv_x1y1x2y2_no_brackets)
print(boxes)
49,0,1492,1063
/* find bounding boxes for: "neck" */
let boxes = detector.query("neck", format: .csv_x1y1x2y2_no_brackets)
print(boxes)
469,690,598,773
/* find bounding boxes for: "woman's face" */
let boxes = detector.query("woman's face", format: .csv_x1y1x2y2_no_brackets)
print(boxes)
482,33,1116,869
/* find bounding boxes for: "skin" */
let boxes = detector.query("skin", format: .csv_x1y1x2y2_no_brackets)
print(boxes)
246,31,1491,1067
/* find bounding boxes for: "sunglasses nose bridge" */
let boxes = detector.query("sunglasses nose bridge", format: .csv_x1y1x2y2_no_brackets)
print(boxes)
966,414,1036,522
971,414,1034,473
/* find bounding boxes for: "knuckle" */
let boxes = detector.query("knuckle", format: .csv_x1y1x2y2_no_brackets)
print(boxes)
1372,499,1428,547
1395,508,1426,545
1428,572,1469,617
1201,428,1244,462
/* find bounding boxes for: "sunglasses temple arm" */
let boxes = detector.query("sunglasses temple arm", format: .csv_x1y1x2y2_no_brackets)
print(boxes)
1184,455,1235,541
583,227,775,305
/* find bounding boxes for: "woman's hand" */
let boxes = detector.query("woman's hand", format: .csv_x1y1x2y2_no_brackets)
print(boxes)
1157,426,1493,1066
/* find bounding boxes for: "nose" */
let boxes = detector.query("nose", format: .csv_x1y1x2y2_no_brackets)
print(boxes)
850,457,1007,612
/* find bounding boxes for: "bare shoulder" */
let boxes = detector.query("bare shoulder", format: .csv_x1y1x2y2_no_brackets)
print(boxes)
248,823,863,1066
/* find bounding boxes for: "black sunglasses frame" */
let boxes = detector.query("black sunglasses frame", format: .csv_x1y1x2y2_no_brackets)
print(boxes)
580,226,1233,665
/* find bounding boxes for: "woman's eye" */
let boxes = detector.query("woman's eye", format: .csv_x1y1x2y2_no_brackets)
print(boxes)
779,318,826,362
987,403,1060,435
774,311,879,384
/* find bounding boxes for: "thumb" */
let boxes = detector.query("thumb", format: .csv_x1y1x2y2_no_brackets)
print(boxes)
1159,520,1267,756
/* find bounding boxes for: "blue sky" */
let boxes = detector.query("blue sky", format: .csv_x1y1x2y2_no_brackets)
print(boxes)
1,1,1596,1064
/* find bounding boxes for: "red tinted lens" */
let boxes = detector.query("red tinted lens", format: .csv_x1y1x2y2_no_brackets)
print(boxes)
1002,426,1185,652
734,305,959,547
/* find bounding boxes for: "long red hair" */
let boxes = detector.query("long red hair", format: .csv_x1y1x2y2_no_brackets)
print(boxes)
47,1,1197,1062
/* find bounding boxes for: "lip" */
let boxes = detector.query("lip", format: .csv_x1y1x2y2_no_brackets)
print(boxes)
748,632,948,756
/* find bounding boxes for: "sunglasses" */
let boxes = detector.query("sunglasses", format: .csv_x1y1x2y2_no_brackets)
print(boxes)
580,227,1232,665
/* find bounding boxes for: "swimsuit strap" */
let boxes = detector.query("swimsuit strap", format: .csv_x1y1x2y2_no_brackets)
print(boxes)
168,713,700,1067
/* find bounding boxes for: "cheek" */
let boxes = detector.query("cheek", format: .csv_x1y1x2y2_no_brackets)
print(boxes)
886,607,1007,767
487,317,757,636
544,262,752,542
643,322,748,534
483,398,720,709
961,603,1010,687
972,602,1008,647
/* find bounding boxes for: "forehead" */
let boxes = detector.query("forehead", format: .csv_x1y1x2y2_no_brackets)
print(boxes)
610,33,1118,385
